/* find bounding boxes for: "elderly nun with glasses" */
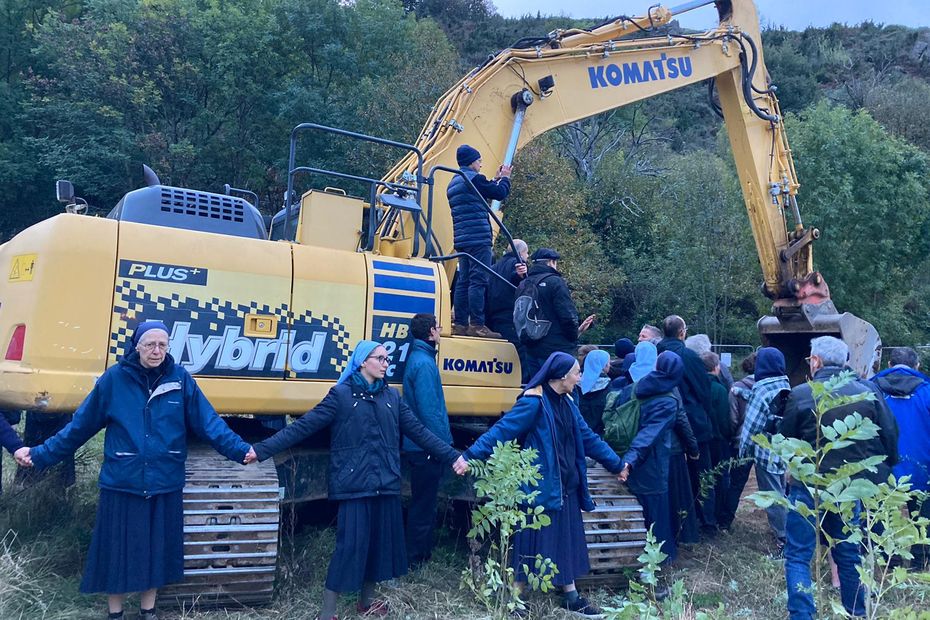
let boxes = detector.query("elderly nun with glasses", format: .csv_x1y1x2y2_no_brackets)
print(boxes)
252,340,460,620
18,320,254,620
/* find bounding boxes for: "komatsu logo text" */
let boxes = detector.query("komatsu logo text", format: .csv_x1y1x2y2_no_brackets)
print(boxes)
443,357,514,375
588,53,693,89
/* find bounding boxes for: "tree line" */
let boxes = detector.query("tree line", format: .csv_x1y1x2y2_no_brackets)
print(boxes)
2,0,929,345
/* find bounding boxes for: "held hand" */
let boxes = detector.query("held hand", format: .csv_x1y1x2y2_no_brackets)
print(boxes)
618,463,631,483
243,447,258,465
515,263,527,277
14,446,33,468
578,314,596,334
452,455,469,476
497,164,513,179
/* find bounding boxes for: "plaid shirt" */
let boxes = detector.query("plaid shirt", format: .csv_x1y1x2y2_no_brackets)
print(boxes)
739,375,790,474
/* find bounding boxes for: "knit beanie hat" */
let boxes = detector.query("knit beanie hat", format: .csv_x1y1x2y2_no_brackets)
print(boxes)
456,144,481,167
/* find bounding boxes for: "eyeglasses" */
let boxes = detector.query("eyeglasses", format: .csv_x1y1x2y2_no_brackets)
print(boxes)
367,355,392,364
140,342,169,351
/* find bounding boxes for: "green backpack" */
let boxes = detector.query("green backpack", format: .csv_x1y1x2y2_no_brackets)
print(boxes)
601,385,672,454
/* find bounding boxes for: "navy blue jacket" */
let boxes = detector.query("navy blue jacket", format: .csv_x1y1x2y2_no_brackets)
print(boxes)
873,366,930,491
0,410,24,454
254,381,459,500
620,375,678,496
30,353,250,497
487,251,524,325
463,386,623,511
657,338,713,443
402,339,453,452
447,168,511,249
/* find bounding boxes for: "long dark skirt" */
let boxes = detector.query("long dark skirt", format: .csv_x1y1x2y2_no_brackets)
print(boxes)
325,495,408,592
81,488,184,594
511,491,589,586
669,455,700,545
636,492,676,563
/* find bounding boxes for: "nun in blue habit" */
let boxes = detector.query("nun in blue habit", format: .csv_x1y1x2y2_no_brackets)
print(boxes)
578,348,612,435
26,320,252,620
253,340,459,620
458,351,624,616
619,350,684,563
618,342,700,547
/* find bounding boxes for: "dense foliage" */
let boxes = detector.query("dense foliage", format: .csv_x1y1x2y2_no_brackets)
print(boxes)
2,0,929,345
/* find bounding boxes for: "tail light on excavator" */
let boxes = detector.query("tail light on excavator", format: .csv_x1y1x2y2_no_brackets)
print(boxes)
5,324,25,361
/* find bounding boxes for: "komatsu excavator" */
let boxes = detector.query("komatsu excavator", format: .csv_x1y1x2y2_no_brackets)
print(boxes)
0,0,880,604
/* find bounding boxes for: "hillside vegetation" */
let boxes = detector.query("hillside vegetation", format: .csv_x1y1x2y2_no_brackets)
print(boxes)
1,0,929,344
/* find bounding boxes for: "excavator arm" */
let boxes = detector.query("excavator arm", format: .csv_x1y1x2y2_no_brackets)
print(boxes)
379,0,880,382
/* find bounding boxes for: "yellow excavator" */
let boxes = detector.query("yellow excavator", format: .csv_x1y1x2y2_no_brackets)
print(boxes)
0,0,880,604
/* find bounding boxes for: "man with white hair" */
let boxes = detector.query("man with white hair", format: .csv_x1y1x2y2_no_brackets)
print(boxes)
779,336,899,620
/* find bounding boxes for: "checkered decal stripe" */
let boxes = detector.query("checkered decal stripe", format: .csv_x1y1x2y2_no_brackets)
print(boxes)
110,280,350,377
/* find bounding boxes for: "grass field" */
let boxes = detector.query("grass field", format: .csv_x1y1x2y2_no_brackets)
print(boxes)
2,437,929,619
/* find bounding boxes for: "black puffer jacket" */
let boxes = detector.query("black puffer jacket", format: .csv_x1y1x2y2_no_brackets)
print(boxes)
254,381,459,500
447,168,511,249
780,366,899,484
521,263,580,359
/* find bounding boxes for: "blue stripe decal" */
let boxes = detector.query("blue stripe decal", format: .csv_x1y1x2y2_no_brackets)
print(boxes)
374,274,436,294
373,293,435,314
372,260,434,277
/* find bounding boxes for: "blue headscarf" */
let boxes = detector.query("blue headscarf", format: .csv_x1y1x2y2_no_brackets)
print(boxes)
580,349,611,394
337,340,382,386
629,341,658,383
526,351,577,390
131,320,170,347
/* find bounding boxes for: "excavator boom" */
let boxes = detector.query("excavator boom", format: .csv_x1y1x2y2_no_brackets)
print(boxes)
379,0,880,381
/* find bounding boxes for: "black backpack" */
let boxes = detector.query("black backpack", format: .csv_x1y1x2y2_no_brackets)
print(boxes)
513,274,556,343
763,387,792,435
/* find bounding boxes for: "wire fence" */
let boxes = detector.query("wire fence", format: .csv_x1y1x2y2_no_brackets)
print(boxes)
592,342,930,374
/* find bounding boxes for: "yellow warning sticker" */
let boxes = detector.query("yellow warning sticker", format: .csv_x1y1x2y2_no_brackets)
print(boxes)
9,254,38,282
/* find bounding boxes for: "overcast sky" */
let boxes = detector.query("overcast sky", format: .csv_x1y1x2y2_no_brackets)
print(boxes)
490,1,930,30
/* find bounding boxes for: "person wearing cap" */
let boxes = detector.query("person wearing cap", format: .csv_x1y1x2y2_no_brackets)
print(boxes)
447,144,512,339
251,339,461,620
18,320,254,620
518,248,595,379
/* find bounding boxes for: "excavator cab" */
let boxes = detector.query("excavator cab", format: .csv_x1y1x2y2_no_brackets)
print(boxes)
758,300,882,386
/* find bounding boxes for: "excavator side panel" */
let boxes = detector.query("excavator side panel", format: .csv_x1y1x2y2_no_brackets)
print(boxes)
0,214,117,411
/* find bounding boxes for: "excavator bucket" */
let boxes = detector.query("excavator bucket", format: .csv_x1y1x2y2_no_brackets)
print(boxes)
757,301,881,386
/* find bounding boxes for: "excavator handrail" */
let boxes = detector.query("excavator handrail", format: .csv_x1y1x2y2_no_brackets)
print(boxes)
283,123,426,245
423,164,523,263
429,251,518,290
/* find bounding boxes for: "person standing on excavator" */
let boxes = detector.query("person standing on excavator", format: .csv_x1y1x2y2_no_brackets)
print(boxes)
447,144,512,339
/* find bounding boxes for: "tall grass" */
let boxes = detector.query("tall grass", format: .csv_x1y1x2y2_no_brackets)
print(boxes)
4,444,927,618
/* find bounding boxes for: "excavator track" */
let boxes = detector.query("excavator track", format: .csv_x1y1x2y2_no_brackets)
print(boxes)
160,446,280,608
577,461,646,588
